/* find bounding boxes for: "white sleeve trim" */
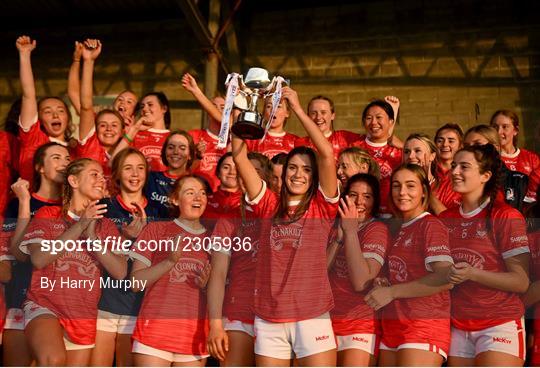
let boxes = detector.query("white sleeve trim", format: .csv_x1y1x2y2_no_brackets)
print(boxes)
78,127,96,145
0,255,15,261
18,114,39,133
524,196,536,204
129,250,152,267
19,238,43,255
318,183,340,204
425,255,454,272
502,246,530,260
363,252,385,266
245,180,267,205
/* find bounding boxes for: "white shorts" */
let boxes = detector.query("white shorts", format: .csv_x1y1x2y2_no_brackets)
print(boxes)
23,301,95,351
336,333,378,355
254,312,336,360
132,340,209,363
380,342,448,360
4,308,25,330
449,318,526,360
96,310,137,334
224,318,255,337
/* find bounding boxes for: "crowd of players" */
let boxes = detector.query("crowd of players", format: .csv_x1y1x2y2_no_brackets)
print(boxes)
0,36,538,367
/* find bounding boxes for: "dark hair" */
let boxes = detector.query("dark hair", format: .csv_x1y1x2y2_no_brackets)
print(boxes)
140,91,171,129
271,152,288,166
161,130,195,169
525,186,540,232
362,99,394,123
4,98,21,136
343,173,380,217
274,146,319,224
32,142,69,192
490,109,520,146
37,96,74,140
308,95,335,114
215,152,234,177
110,147,149,196
435,123,464,144
390,163,431,216
248,151,272,183
168,174,212,218
455,144,503,230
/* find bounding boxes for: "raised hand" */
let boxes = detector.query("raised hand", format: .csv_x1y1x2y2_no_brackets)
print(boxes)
73,41,83,62
80,200,108,229
16,35,36,54
181,73,202,95
338,196,360,233
11,178,31,202
81,39,102,61
281,86,301,111
384,95,400,120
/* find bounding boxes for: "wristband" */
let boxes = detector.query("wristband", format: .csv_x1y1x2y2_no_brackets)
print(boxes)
123,133,133,143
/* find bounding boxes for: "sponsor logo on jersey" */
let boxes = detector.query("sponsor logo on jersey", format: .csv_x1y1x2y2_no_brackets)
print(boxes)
140,146,162,157
510,235,527,244
270,222,303,251
388,255,408,282
55,253,98,278
352,336,369,344
170,258,205,283
451,247,485,268
315,335,329,341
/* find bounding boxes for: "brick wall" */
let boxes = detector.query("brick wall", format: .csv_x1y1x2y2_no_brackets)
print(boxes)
0,0,538,151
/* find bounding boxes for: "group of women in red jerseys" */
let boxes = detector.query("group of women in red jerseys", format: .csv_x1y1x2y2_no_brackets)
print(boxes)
0,35,539,367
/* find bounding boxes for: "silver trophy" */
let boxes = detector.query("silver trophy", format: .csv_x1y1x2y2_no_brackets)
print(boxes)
232,68,278,140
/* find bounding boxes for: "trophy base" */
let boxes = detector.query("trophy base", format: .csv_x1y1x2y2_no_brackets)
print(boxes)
232,112,265,140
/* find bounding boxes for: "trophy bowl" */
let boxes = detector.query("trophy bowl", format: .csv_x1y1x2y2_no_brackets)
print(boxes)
231,67,271,140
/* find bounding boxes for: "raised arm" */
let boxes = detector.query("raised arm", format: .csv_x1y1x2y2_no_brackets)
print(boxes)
67,41,83,115
8,179,32,262
181,73,222,123
16,36,38,130
130,243,182,292
282,86,337,197
231,135,263,201
79,39,102,140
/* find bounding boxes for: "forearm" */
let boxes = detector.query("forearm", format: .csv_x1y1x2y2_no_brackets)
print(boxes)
231,135,262,200
94,252,127,280
471,268,529,294
9,199,31,261
191,89,222,123
391,269,452,299
207,271,227,320
30,221,86,268
131,258,176,292
19,53,37,127
343,229,373,291
0,262,11,283
68,60,81,114
326,241,340,270
523,280,540,308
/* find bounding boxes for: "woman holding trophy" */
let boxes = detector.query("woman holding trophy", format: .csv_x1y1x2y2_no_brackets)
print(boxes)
231,70,339,366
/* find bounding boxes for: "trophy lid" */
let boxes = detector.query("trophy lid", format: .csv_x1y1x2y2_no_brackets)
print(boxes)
244,67,271,89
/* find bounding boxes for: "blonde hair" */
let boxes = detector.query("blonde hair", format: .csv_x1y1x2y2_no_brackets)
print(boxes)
62,158,96,215
464,124,500,148
338,147,380,180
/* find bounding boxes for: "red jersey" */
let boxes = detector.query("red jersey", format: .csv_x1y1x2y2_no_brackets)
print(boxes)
433,173,461,209
74,129,112,183
439,200,530,331
530,231,540,321
18,119,69,184
211,204,259,323
189,129,227,192
295,129,361,161
382,212,452,349
501,148,540,203
132,128,169,172
247,181,338,322
20,206,120,345
203,189,242,221
246,131,298,159
330,220,389,335
132,220,209,355
0,132,18,220
0,229,10,334
352,136,403,215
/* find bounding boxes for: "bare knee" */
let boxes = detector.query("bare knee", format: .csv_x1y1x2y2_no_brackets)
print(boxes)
36,350,67,366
